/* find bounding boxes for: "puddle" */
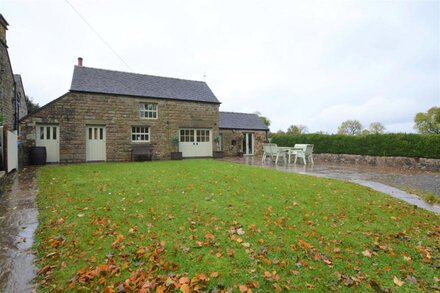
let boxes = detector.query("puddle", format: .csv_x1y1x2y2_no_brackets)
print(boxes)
224,157,440,215
0,167,38,292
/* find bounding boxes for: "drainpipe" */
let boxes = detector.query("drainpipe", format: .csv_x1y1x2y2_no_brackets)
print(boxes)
13,79,18,133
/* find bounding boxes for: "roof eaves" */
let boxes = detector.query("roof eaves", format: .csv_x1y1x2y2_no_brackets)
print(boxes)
68,90,222,105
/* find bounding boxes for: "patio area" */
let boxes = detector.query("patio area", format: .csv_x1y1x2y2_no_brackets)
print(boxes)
223,156,440,214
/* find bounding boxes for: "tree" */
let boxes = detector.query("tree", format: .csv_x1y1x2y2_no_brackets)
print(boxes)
286,124,308,135
337,120,362,135
276,129,285,134
414,107,440,134
254,111,271,127
369,122,385,134
25,96,40,114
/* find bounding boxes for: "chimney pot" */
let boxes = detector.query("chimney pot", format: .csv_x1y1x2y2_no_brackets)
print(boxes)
77,57,83,66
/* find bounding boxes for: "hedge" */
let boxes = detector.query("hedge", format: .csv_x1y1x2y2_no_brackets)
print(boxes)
270,133,440,159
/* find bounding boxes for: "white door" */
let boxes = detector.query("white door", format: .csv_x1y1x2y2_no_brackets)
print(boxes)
179,129,212,157
242,133,254,155
86,126,106,161
36,125,59,163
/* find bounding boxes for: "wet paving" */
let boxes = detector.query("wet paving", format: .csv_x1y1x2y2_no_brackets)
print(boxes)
0,167,38,293
224,156,440,214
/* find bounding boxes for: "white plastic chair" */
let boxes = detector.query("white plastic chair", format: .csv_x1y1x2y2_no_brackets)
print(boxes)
262,143,287,164
290,144,314,165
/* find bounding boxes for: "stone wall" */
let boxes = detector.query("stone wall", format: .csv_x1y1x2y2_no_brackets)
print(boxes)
219,129,267,157
20,92,220,163
0,37,14,128
314,153,440,172
14,75,27,120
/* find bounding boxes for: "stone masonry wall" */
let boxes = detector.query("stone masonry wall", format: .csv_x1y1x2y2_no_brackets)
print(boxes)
14,76,27,120
0,40,14,128
219,129,267,157
20,92,220,163
314,153,440,172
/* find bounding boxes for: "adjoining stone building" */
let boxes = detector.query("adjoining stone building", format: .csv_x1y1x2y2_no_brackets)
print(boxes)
20,60,268,163
219,112,268,157
0,14,28,130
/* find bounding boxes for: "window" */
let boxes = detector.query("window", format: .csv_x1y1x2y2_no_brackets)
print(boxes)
139,103,158,119
196,130,210,142
132,126,150,142
180,129,194,142
39,125,57,140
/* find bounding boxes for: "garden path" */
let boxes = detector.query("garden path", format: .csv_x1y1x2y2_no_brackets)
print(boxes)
224,157,440,214
0,167,38,292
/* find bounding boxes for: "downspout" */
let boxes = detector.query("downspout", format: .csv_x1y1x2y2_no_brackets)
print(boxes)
13,79,18,133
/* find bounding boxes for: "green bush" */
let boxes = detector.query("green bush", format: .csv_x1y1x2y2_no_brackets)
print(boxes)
270,133,440,159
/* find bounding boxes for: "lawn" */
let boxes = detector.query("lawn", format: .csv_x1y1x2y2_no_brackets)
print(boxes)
35,160,439,292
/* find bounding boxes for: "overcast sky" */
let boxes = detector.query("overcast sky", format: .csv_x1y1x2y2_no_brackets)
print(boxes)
2,0,439,133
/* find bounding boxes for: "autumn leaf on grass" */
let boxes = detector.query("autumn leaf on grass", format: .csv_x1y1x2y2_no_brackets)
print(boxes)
362,250,372,258
210,272,219,278
205,233,215,242
393,276,404,287
226,248,234,257
236,228,245,235
112,234,124,248
180,283,190,293
55,217,66,225
403,255,411,262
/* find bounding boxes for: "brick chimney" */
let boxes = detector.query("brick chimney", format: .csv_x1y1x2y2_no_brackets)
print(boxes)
77,57,83,66
0,14,9,46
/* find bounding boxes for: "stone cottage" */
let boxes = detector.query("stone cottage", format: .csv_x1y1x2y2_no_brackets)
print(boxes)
20,59,268,163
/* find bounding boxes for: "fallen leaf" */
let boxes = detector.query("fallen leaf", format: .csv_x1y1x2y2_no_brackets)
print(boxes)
362,250,372,258
111,234,124,248
405,275,417,284
180,283,190,293
393,276,404,287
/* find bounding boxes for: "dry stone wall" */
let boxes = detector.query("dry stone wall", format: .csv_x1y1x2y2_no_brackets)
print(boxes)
314,153,440,172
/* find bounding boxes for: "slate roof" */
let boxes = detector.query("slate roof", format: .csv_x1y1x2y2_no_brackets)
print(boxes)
70,66,220,104
219,111,269,131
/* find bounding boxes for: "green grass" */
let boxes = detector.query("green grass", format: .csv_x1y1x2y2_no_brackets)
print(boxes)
35,160,439,292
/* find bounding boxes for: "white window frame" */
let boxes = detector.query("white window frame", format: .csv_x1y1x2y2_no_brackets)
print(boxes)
139,103,158,119
131,126,150,142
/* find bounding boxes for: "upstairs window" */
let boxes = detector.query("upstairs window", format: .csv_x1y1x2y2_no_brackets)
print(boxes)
140,103,158,119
